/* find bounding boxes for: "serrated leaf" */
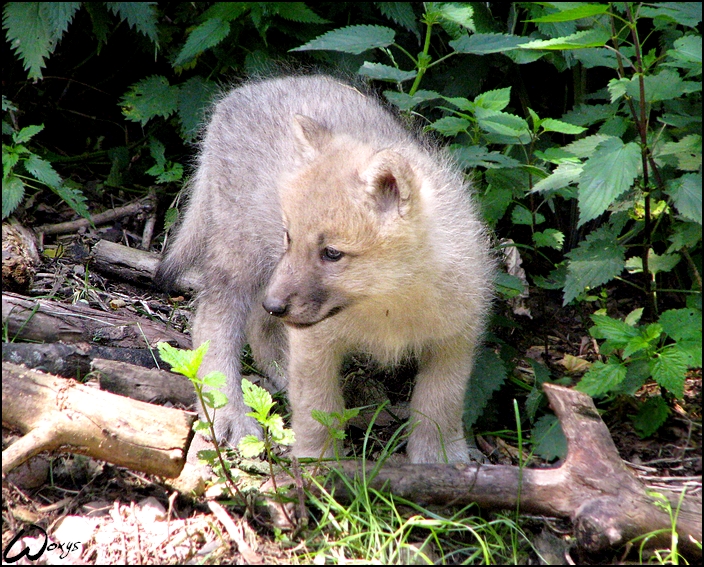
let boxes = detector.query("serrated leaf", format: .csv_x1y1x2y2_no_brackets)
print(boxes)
667,35,702,70
450,145,522,170
526,4,610,23
531,162,582,193
578,137,640,226
541,118,586,135
576,360,627,397
275,2,328,24
238,435,265,458
520,28,610,50
203,389,228,410
358,62,416,82
625,69,697,104
474,87,512,111
4,2,54,80
474,107,531,143
511,205,544,226
429,116,470,136
464,348,507,429
174,17,230,67
563,228,625,305
12,124,44,145
52,180,91,220
377,2,418,35
622,324,662,359
666,173,702,224
383,89,441,111
450,33,530,55
242,378,274,416
436,3,474,30
158,340,209,379
495,272,525,298
631,397,670,438
202,371,226,389
121,75,179,126
640,3,702,29
106,2,158,43
24,153,62,188
625,250,681,275
290,25,395,54
533,229,564,250
2,174,25,219
650,347,688,398
531,414,567,461
658,308,702,342
590,314,639,343
178,76,215,142
563,133,612,157
658,134,702,172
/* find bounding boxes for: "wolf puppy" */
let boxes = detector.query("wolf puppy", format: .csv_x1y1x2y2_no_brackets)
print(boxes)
156,75,494,463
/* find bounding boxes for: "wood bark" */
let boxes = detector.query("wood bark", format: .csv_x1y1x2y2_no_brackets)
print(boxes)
2,342,163,379
2,362,195,478
2,291,190,349
326,384,701,558
92,358,195,407
35,199,154,236
90,239,201,294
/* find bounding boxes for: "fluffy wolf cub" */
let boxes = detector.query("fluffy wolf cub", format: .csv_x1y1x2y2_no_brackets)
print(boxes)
156,75,495,463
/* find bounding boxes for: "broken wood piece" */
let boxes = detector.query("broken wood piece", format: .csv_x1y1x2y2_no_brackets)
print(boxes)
2,362,195,478
35,199,154,236
2,342,163,380
92,358,195,407
90,239,201,294
326,384,701,558
2,221,41,293
2,291,190,349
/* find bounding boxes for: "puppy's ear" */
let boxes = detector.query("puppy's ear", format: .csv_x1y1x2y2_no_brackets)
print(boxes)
362,149,419,217
292,115,331,159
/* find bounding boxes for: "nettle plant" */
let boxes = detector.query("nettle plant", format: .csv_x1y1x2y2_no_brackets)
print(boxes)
290,2,701,438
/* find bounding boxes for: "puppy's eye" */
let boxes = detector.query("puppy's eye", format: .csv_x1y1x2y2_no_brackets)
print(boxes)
321,246,344,262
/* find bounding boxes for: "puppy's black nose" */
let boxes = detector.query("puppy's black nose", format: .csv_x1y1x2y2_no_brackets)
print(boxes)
263,299,288,317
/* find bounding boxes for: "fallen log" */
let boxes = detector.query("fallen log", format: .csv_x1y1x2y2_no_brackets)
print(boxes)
90,239,201,294
2,362,195,478
328,384,701,558
2,291,190,349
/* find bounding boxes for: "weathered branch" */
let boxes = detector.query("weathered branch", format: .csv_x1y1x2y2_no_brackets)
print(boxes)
2,291,190,349
90,239,201,294
35,199,154,236
327,385,701,558
2,362,195,478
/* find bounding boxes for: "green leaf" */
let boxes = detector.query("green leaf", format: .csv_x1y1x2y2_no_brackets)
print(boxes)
2,173,25,219
436,3,474,30
464,347,507,429
450,33,530,55
576,360,627,397
290,25,395,54
203,389,228,410
383,89,441,111
24,153,62,188
358,62,416,82
531,162,582,193
563,227,625,305
238,435,265,458
531,414,567,461
563,133,612,157
174,17,230,67
526,4,610,22
640,3,703,29
631,397,670,438
428,116,470,137
474,107,531,144
590,314,639,344
376,2,418,35
474,87,512,111
533,229,564,250
511,205,544,226
177,76,215,142
578,137,641,226
52,179,91,221
157,340,210,379
622,324,663,359
650,346,688,398
540,118,587,135
666,35,702,75
658,134,702,172
450,146,522,170
658,308,702,342
106,2,158,43
666,173,702,224
274,2,328,24
202,371,226,389
625,69,698,104
625,250,681,275
121,75,179,126
242,378,275,417
520,29,611,50
12,124,44,145
495,272,526,299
